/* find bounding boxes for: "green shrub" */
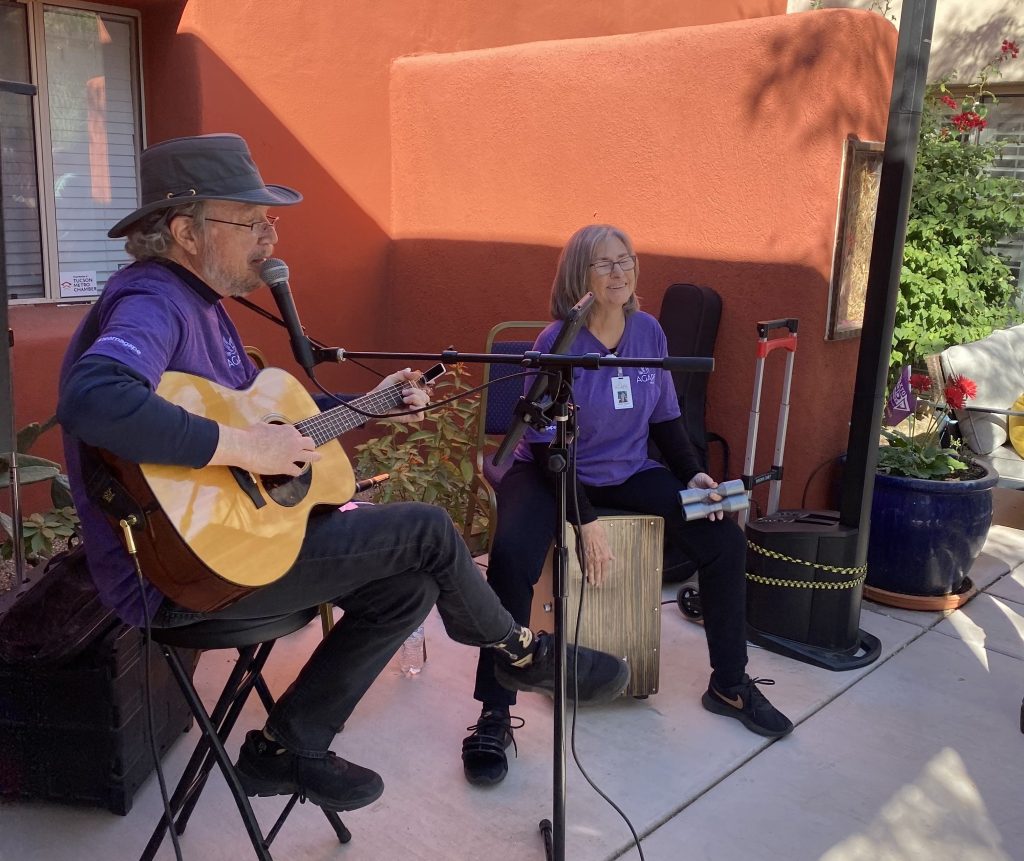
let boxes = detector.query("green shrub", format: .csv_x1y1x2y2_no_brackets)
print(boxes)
890,44,1024,386
353,364,487,540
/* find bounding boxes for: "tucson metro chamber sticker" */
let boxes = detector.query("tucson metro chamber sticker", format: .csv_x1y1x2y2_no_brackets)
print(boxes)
59,270,100,299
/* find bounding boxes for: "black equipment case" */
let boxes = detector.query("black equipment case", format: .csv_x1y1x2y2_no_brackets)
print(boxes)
739,321,881,670
0,554,194,814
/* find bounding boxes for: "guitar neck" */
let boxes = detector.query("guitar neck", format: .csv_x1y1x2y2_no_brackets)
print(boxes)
294,385,406,446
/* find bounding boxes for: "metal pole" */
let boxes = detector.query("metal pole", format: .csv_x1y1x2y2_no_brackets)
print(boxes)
838,0,937,561
0,79,38,586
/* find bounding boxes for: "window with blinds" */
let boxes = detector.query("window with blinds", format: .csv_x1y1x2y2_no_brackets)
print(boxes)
0,1,141,302
981,94,1024,294
1,2,44,299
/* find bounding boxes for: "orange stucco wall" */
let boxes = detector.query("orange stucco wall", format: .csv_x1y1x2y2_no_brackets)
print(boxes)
12,0,784,476
390,9,896,510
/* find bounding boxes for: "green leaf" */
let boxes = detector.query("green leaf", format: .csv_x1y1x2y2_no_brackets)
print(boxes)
0,454,62,489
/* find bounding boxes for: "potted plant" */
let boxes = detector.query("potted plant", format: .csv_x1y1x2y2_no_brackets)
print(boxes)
0,417,79,587
868,373,997,610
866,39,1022,611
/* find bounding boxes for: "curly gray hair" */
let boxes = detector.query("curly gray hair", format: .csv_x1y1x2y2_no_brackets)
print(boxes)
123,201,207,261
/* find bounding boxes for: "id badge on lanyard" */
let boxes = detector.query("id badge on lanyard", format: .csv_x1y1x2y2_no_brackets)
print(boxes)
611,364,633,410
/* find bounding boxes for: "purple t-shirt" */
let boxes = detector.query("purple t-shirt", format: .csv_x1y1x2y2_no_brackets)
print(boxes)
62,261,258,625
515,311,681,486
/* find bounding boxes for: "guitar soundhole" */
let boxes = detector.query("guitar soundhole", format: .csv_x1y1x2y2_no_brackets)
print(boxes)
259,416,312,507
260,466,312,507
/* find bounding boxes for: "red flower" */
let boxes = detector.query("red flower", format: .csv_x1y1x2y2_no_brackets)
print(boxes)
940,94,958,110
1002,39,1020,58
950,111,987,132
909,373,932,392
944,374,978,410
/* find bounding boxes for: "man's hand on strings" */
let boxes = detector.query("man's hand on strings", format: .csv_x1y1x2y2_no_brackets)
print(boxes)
210,422,320,476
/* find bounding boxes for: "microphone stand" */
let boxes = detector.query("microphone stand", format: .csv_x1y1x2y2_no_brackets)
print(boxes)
308,343,710,861
235,289,712,859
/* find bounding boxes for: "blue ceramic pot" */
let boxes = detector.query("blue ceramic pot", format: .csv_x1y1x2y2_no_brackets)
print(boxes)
866,463,997,597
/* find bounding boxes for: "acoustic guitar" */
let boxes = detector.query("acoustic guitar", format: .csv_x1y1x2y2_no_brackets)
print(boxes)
99,364,443,612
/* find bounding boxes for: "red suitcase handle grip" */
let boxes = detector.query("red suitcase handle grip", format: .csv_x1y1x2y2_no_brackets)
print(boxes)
756,319,798,357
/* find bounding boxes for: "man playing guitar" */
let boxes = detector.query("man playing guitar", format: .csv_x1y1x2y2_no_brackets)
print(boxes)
57,133,629,813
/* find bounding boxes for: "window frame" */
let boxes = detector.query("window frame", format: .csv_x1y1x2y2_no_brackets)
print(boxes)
5,0,144,306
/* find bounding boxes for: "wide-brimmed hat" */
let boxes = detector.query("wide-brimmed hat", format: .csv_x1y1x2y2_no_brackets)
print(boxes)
107,133,302,238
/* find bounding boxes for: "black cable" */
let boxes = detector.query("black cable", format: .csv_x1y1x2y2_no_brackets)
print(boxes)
800,455,843,509
564,385,646,861
311,369,551,421
127,529,184,861
232,295,384,378
234,291,557,429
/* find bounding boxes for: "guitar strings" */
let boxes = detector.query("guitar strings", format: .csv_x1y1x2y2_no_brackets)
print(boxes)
296,383,408,445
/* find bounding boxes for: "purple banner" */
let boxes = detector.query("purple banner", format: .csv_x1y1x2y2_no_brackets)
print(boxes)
884,365,916,426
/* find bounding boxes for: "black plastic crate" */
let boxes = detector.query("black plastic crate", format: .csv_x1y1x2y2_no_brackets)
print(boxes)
0,622,194,814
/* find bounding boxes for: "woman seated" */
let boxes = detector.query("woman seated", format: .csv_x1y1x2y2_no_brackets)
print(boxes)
461,224,793,786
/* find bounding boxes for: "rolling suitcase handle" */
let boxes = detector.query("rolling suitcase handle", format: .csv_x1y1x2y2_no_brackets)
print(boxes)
738,318,799,528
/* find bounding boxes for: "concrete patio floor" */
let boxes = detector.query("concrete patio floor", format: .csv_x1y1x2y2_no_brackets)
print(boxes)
3,524,1024,861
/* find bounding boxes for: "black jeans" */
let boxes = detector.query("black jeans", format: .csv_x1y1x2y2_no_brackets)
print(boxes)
473,460,748,708
158,502,514,757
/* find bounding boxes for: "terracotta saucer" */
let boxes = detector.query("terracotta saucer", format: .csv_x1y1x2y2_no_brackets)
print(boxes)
863,576,977,611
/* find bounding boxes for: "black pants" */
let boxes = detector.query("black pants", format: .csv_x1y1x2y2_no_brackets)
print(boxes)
158,502,515,757
473,460,749,708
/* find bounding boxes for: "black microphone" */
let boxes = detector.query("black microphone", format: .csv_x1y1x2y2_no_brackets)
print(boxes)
261,258,317,378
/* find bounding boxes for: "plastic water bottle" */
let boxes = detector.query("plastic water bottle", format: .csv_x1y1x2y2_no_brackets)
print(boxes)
399,624,426,677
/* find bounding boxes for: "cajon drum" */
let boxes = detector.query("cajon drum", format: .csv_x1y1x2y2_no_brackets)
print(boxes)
530,515,664,697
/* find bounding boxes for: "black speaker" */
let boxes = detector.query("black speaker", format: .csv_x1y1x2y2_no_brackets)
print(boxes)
745,510,881,670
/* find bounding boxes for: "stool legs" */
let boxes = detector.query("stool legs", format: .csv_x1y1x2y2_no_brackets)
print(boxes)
141,644,272,861
140,642,350,861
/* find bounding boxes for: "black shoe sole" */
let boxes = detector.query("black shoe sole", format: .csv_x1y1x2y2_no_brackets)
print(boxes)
700,691,794,739
494,659,630,706
463,758,509,786
236,769,385,811
462,724,514,786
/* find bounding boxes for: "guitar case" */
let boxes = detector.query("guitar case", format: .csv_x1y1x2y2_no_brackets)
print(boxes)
658,283,727,478
655,283,726,585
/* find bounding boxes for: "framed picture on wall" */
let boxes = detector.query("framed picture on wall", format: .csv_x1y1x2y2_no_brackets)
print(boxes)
826,139,884,341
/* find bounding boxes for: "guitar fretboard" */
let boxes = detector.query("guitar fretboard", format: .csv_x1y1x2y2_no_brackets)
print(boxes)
294,384,408,447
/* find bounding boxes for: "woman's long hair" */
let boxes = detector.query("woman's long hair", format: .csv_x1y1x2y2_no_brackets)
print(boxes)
550,224,639,320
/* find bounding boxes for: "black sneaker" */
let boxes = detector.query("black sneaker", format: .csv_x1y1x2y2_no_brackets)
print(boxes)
235,730,384,811
461,710,525,786
701,676,794,738
493,632,630,705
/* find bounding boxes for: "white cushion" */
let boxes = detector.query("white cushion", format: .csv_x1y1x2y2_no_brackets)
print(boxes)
940,324,1024,454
